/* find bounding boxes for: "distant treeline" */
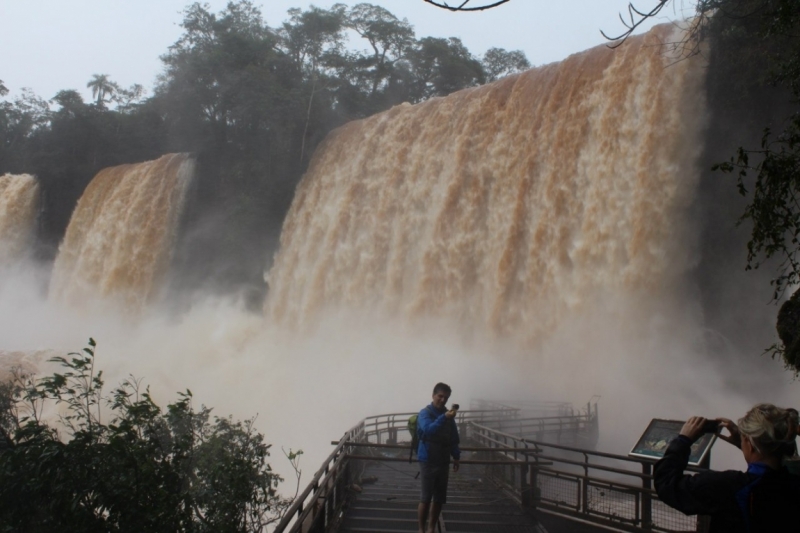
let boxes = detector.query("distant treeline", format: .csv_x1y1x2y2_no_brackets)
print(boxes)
0,1,529,302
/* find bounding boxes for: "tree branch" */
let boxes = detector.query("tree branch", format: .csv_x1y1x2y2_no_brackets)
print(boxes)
423,0,511,12
601,0,671,48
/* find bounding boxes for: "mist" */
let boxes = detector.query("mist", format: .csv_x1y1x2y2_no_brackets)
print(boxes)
1,250,795,489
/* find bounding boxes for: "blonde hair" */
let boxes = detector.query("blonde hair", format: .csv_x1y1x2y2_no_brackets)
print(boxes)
738,404,799,458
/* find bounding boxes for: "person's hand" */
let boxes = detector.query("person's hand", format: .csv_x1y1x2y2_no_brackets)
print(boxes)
679,416,707,443
716,418,742,449
453,459,460,472
445,409,457,419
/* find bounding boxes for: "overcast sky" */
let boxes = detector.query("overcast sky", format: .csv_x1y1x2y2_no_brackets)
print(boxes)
1,0,695,102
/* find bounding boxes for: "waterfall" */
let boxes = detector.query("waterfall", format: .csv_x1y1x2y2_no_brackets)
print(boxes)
265,25,708,345
50,153,194,310
0,173,39,266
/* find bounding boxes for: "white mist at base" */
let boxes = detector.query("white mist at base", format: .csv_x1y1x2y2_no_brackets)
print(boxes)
1,264,795,488
0,264,516,485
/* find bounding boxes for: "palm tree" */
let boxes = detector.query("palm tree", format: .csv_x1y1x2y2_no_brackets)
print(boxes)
86,74,117,107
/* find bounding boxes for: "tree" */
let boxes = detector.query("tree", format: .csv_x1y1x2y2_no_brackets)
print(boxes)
345,3,415,96
51,89,87,117
406,37,485,101
0,339,289,531
155,1,311,300
692,0,800,371
279,5,347,163
112,83,146,112
86,74,118,107
0,88,51,172
482,47,531,82
280,5,346,70
717,2,800,370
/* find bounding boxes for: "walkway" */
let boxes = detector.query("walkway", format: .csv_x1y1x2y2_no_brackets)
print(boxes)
339,453,547,533
274,403,702,533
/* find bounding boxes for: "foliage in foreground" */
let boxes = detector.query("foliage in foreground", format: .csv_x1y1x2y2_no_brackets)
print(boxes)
0,339,287,532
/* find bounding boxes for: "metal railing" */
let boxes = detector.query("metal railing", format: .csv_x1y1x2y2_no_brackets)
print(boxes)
471,399,577,417
274,403,706,533
468,421,706,533
273,422,365,533
273,405,595,533
362,407,521,445
477,402,599,448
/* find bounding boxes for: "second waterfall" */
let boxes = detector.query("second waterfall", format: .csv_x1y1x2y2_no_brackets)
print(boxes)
50,153,194,310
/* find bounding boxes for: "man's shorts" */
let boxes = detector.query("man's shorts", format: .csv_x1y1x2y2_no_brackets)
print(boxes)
419,461,450,504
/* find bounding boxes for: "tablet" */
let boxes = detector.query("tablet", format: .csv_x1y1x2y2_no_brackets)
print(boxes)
629,418,717,466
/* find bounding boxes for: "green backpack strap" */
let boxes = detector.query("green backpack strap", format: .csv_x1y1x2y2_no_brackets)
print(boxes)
408,414,419,463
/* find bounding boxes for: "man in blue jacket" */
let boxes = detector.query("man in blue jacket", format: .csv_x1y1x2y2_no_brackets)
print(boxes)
417,382,461,533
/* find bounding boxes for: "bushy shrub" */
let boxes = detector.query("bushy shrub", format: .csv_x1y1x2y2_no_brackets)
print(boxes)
0,339,288,532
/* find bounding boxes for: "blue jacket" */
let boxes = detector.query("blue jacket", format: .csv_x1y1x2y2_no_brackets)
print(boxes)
417,403,460,465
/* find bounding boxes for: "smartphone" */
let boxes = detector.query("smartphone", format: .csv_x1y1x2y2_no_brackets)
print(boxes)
702,419,720,434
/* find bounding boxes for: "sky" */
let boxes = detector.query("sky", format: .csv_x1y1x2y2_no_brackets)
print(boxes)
0,0,696,102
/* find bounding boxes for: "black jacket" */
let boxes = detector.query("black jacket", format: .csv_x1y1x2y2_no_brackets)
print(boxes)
654,435,800,533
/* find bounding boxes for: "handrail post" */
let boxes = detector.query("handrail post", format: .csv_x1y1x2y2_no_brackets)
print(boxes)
530,453,539,509
520,442,531,508
642,462,653,530
581,452,589,515
504,435,511,487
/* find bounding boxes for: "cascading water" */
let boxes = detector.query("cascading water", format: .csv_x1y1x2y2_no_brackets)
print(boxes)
265,25,708,345
0,173,39,266
49,153,194,310
1,24,794,484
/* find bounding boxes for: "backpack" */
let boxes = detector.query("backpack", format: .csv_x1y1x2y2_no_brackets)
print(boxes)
407,414,420,463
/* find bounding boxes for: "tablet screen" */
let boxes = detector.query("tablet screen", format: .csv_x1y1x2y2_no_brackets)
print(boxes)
629,418,716,466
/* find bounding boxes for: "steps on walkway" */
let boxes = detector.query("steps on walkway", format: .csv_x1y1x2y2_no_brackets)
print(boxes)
338,457,548,533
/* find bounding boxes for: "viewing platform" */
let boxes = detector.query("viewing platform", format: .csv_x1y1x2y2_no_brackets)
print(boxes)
338,459,545,532
275,401,707,533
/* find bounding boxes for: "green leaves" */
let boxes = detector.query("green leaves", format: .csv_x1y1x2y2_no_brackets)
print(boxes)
722,120,800,303
0,339,287,532
482,47,531,82
696,0,800,371
86,74,117,107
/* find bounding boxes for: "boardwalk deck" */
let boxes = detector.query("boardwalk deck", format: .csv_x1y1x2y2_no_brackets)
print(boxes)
339,453,572,533
276,404,699,533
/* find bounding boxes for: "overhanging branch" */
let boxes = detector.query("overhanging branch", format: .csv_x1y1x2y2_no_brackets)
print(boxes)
423,0,511,12
601,0,671,48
